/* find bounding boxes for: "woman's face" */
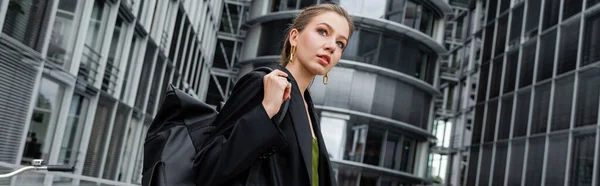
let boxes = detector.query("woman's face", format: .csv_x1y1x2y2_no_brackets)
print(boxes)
290,11,350,75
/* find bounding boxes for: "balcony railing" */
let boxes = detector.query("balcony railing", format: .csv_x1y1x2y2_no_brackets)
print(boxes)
78,45,101,85
101,58,120,94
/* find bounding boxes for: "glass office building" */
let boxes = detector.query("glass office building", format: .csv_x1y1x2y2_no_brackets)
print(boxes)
438,0,600,185
217,0,453,185
0,0,222,185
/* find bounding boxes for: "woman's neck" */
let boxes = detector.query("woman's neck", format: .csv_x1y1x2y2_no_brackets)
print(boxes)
285,63,315,98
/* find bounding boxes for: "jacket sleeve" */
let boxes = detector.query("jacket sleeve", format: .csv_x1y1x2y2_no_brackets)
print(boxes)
193,71,288,186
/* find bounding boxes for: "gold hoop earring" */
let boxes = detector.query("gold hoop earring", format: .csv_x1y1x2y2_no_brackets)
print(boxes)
323,73,328,85
289,46,296,64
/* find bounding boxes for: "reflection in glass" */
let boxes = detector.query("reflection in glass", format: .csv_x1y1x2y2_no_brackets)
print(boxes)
542,0,560,30
2,0,52,51
570,133,595,185
344,125,367,162
357,30,380,65
337,169,359,186
23,78,64,164
58,94,88,166
48,0,81,69
404,1,418,28
320,116,347,160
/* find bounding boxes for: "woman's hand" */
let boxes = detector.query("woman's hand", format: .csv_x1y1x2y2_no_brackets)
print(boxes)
262,70,292,118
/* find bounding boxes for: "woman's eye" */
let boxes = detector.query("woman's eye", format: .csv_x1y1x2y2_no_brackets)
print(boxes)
336,41,345,48
318,29,327,36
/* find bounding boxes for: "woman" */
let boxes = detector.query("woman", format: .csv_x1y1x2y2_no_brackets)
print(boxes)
195,3,354,186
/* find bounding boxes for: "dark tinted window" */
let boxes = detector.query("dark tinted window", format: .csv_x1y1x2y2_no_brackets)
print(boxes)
483,25,495,61
582,13,600,66
542,0,560,30
525,0,541,35
525,136,545,186
509,5,524,42
357,30,380,65
363,127,384,166
537,29,557,82
519,39,537,88
495,15,508,56
575,68,600,127
570,133,596,185
473,104,485,144
551,75,574,131
563,0,583,20
588,0,600,8
489,57,503,99
466,146,480,186
478,144,493,186
513,89,531,137
478,63,490,103
499,0,510,14
531,83,551,134
504,50,519,93
492,142,508,185
507,139,525,185
258,19,292,56
557,20,580,74
497,95,513,140
487,0,498,23
484,100,498,142
2,0,53,51
545,133,569,186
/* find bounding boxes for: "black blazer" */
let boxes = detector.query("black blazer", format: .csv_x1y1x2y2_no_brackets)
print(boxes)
194,65,337,186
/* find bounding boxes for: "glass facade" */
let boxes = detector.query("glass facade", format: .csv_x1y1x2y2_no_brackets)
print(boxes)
0,0,221,185
440,0,600,185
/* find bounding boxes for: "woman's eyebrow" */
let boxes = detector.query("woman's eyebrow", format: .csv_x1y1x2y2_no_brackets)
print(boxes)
317,22,348,42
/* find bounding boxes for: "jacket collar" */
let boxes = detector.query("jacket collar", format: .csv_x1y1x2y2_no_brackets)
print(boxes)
272,65,334,185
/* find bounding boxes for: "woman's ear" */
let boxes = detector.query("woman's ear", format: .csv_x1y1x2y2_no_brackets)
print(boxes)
289,28,299,46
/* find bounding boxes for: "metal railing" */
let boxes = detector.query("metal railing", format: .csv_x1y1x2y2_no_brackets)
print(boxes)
78,45,101,85
102,58,120,94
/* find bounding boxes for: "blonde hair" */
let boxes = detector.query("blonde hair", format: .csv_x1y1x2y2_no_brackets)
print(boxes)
280,3,354,66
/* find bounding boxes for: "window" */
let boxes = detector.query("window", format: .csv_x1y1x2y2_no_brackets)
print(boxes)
509,5,524,42
478,144,493,186
507,139,525,185
537,29,557,82
466,146,480,186
489,57,503,99
563,0,583,20
57,94,89,166
47,0,82,69
557,20,580,74
486,0,498,23
103,18,126,95
492,142,508,185
504,49,519,93
525,0,541,35
337,170,360,186
23,78,65,164
499,0,510,14
545,133,568,185
495,15,508,56
385,0,405,24
419,8,434,35
482,25,495,61
320,116,348,160
404,1,418,28
477,63,490,103
588,0,600,8
519,39,537,88
383,133,403,170
551,75,574,131
542,0,560,30
399,136,417,172
357,30,380,65
473,104,485,144
531,83,551,134
582,13,600,66
570,133,595,185
363,127,385,166
344,125,367,162
525,136,545,186
484,100,498,142
2,0,53,51
513,89,531,137
575,68,600,127
257,19,292,56
497,95,513,140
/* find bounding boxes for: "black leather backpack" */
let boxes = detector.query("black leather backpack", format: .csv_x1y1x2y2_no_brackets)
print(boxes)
141,67,289,186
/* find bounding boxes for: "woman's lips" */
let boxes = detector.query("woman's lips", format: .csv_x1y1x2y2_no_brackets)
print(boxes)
317,56,330,66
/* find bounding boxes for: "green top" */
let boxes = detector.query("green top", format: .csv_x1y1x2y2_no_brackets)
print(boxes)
312,138,319,186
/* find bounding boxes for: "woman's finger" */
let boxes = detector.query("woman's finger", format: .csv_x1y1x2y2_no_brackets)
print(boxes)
271,69,288,77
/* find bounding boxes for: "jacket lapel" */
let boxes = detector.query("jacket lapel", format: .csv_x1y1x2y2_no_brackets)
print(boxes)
305,91,336,185
275,65,313,182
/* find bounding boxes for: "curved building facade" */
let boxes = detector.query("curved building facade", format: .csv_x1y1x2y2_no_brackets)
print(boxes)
236,0,452,185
